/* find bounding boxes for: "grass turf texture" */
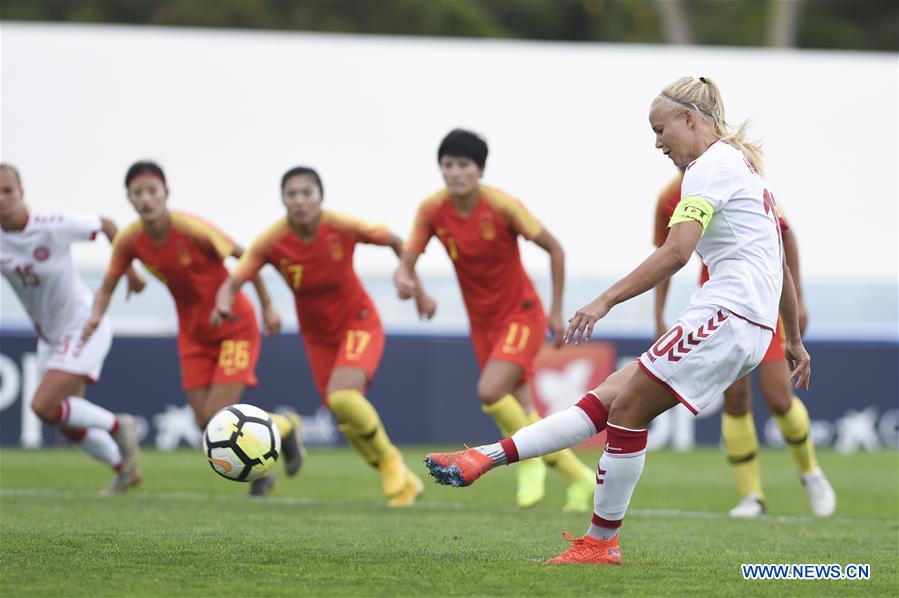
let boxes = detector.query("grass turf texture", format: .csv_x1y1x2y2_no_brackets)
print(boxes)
1,448,896,597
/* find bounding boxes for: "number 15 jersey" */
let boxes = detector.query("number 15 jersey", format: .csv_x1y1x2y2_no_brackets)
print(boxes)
0,212,101,341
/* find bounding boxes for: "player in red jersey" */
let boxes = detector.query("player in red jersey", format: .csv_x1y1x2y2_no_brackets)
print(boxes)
1,163,143,493
653,173,834,517
394,129,595,511
214,166,426,507
82,161,304,496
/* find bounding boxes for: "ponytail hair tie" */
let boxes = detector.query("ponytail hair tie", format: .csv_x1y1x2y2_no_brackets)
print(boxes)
699,76,708,83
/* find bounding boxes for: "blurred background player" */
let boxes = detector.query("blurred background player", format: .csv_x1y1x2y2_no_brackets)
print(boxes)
425,76,813,565
0,163,143,493
82,161,303,496
395,129,595,511
653,173,835,518
214,166,425,507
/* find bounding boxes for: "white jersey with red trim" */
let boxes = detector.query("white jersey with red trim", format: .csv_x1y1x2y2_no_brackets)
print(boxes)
681,141,783,330
0,212,101,341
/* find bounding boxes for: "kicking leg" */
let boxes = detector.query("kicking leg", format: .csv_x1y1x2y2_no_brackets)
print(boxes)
514,382,596,512
547,365,677,565
425,362,637,487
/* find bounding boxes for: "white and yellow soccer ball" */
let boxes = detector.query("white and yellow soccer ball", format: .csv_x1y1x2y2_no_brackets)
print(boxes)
203,404,281,482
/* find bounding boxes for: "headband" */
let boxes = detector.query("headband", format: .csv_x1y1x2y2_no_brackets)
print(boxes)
658,94,714,119
127,171,165,186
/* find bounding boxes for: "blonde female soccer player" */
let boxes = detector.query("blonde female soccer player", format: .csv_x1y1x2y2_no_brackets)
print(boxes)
425,77,811,565
654,174,834,518
83,161,303,496
0,163,143,493
394,129,595,511
214,166,428,507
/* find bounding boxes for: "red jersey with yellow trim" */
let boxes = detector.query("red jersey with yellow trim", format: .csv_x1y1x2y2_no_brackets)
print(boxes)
107,211,253,343
652,174,791,284
233,211,390,341
405,185,544,328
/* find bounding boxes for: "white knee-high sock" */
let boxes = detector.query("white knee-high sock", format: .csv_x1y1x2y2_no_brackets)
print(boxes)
589,423,648,539
56,397,117,432
62,428,122,469
477,393,609,465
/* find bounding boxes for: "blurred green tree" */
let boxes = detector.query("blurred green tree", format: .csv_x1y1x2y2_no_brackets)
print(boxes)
0,0,895,51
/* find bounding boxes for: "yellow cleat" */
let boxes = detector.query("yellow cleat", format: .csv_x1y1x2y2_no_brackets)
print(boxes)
563,465,596,513
378,450,407,498
516,458,547,508
388,468,425,508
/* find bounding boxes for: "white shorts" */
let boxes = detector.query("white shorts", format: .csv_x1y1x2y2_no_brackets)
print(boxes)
37,317,113,383
638,304,773,415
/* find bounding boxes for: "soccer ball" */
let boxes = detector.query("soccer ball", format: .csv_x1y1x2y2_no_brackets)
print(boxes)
203,404,281,482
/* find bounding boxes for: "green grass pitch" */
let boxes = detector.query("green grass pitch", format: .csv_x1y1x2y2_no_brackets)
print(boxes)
1,447,896,596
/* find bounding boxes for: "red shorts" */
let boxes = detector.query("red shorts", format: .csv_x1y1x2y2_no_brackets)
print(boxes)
761,318,786,364
178,325,261,391
470,309,548,383
304,310,385,401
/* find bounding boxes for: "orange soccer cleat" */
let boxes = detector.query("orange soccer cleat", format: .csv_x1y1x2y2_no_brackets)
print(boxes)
544,531,622,565
424,447,495,487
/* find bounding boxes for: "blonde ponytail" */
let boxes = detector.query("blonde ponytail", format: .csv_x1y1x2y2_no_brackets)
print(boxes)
659,76,765,177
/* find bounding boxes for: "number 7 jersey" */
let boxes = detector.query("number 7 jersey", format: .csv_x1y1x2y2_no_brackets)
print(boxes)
233,211,392,341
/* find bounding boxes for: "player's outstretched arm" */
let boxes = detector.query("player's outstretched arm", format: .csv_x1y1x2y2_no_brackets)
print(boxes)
251,272,281,336
780,258,811,390
230,245,280,336
782,228,808,334
82,274,118,342
211,275,243,327
654,277,671,339
564,219,700,345
100,217,146,299
388,235,437,320
393,245,419,297
394,249,437,320
532,229,565,347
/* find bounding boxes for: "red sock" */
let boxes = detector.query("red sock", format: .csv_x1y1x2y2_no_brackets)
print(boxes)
499,438,520,464
61,427,88,442
575,392,609,433
53,398,70,425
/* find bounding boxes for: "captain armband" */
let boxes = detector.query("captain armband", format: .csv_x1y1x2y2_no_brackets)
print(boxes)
668,196,715,234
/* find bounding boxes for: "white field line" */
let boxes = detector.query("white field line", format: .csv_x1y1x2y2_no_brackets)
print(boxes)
0,487,872,524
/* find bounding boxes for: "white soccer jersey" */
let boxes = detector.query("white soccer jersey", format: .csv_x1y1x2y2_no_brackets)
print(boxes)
0,212,101,341
680,141,783,330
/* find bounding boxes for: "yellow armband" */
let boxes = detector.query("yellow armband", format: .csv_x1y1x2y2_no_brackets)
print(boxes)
668,196,715,234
